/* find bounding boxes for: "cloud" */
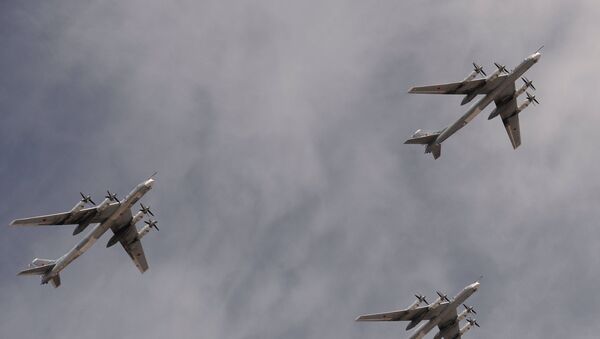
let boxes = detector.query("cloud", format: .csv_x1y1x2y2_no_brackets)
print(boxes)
1,1,599,338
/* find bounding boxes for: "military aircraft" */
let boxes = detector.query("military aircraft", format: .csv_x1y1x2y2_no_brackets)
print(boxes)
405,48,542,159
356,280,480,339
10,176,158,287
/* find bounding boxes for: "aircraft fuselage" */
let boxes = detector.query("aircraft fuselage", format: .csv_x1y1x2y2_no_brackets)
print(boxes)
434,52,541,145
408,282,480,339
41,179,154,284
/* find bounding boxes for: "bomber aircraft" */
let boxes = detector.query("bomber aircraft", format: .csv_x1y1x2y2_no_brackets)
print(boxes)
10,176,159,287
356,280,481,339
405,48,542,159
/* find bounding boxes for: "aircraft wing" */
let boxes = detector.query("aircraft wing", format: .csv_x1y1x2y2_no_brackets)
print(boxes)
437,307,461,339
409,75,508,95
356,303,449,322
503,114,521,149
10,203,120,226
493,84,521,149
110,222,149,273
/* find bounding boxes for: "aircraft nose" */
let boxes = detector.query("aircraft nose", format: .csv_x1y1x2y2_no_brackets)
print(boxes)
531,52,541,62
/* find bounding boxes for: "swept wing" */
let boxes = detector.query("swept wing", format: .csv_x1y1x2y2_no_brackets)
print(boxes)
356,303,450,322
110,221,149,273
409,75,508,95
10,203,120,226
492,83,521,149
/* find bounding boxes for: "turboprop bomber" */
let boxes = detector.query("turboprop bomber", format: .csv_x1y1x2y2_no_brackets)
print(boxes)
405,48,542,159
356,280,481,339
10,176,159,287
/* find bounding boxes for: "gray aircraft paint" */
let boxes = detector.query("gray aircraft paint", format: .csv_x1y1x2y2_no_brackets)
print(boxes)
434,52,540,145
409,281,479,339
18,178,154,286
406,51,541,159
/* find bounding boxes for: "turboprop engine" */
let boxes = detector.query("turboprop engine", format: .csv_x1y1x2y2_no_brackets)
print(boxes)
460,318,480,336
487,62,509,82
517,92,539,112
433,317,480,339
459,63,487,106
71,193,95,235
137,219,159,239
407,294,429,310
70,192,95,213
406,291,449,330
488,91,539,120
430,291,450,309
462,62,487,82
457,304,476,322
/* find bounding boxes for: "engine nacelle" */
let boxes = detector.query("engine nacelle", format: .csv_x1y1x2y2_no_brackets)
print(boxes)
462,70,478,83
70,201,86,214
96,198,111,213
460,323,474,336
137,224,152,239
131,211,145,225
515,83,528,98
517,100,531,113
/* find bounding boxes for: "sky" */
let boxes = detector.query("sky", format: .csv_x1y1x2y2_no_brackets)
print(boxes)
1,0,599,338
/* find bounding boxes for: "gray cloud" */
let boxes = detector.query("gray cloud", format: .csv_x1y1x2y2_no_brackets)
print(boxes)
1,1,599,338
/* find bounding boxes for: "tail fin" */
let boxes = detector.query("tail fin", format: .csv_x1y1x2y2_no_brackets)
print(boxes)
404,129,443,159
17,258,61,287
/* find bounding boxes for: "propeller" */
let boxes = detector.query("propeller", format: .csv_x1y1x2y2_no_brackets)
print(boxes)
140,203,155,216
436,291,450,302
463,304,477,315
494,62,509,74
467,318,480,328
80,192,96,205
145,219,159,231
415,294,429,305
526,92,539,105
472,62,486,76
105,190,120,203
521,77,536,91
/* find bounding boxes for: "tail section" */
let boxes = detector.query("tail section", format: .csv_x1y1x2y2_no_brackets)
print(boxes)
404,129,443,159
17,258,61,288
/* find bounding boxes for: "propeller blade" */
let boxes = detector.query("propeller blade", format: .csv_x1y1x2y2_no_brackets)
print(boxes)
436,291,450,302
105,190,120,203
145,219,159,231
468,318,480,327
494,62,508,74
415,294,429,305
472,62,486,76
140,203,155,216
521,77,536,91
80,192,95,205
526,92,539,105
463,304,477,314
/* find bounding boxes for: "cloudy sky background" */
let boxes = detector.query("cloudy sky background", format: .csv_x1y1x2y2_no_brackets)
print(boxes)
1,1,598,338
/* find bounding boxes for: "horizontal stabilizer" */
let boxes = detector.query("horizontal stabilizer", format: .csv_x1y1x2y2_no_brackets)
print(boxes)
404,129,442,145
18,263,55,276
